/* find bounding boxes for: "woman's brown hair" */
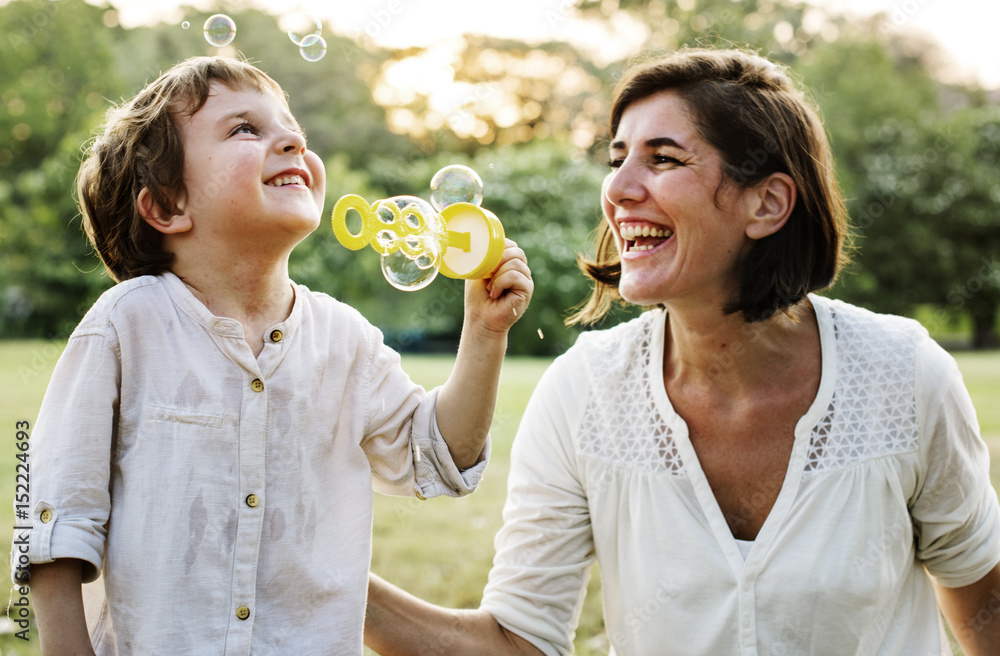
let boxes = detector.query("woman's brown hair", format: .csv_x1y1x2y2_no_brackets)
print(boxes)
77,56,287,282
570,48,851,325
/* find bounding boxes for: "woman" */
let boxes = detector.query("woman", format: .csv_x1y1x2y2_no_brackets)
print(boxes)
365,48,1000,655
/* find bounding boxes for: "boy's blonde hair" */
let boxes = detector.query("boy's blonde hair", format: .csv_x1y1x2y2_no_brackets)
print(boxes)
77,56,288,282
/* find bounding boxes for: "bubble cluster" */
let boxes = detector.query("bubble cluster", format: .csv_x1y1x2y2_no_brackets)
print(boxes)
331,166,504,292
203,14,236,47
277,12,326,62
430,165,484,211
375,197,442,291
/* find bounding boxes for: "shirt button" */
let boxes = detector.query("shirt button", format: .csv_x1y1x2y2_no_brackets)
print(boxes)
39,509,53,523
236,606,251,620
245,494,260,508
270,329,283,342
251,379,264,392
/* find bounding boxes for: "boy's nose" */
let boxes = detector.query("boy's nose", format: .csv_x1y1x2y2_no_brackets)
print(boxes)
280,129,307,154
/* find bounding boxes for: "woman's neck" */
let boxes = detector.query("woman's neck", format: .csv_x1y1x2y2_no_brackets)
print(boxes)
662,298,818,400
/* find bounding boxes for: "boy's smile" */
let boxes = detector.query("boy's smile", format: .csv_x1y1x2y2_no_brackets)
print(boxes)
171,81,326,254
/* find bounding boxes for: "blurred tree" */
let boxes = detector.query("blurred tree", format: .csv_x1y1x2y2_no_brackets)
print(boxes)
367,0,845,154
0,1,420,338
800,23,998,346
2,0,997,351
0,0,122,337
370,36,610,153
934,106,1000,348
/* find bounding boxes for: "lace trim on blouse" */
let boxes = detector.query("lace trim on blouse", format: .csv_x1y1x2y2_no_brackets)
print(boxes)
576,299,922,476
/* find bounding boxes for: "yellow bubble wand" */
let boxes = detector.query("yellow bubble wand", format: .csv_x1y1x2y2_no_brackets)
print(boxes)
331,165,505,291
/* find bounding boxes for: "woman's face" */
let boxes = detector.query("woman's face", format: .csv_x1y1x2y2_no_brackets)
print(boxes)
602,90,754,310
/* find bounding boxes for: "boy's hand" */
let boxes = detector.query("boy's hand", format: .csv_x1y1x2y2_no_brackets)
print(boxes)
464,239,533,336
437,239,531,468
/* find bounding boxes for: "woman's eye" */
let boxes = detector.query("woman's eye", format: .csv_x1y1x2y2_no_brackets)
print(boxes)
608,157,624,169
654,154,682,165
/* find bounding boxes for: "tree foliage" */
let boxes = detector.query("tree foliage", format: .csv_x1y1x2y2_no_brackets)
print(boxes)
1,0,997,351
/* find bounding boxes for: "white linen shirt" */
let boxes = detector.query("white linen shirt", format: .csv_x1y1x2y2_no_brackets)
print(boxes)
21,272,487,655
481,295,1000,656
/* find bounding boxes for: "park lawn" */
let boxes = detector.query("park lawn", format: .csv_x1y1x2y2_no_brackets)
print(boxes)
1,341,998,655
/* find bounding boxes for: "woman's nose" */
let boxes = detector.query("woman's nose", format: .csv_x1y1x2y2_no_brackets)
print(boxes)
604,159,646,206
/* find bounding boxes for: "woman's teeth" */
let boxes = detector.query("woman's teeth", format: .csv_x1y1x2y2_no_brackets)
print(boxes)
620,224,673,252
620,224,672,240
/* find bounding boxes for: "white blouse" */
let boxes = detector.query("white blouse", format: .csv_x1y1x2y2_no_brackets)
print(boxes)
481,294,999,656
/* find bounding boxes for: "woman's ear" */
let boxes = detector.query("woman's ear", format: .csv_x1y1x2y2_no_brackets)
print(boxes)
137,187,191,234
745,172,796,240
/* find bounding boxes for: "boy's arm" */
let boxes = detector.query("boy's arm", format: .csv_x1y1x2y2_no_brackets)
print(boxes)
435,240,532,469
365,573,543,656
30,559,96,656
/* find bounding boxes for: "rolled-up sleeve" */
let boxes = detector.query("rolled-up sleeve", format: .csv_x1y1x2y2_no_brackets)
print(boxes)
911,336,1000,588
20,326,120,584
480,354,594,656
361,329,487,499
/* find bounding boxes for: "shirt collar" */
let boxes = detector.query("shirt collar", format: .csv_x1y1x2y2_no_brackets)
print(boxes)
158,271,304,339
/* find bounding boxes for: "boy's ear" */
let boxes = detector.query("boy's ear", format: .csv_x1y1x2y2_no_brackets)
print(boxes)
137,187,192,235
744,172,796,240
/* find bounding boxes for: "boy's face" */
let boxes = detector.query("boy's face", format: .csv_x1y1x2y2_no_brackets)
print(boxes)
172,81,326,252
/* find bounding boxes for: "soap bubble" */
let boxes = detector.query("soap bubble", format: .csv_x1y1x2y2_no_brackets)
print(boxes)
381,238,441,291
282,12,322,45
181,20,190,29
374,196,444,290
299,35,327,62
203,14,236,47
430,165,483,211
375,229,398,251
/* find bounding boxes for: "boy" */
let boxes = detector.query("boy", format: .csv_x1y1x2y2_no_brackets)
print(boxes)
19,56,532,655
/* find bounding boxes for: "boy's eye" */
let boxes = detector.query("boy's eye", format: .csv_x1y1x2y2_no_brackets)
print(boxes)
231,122,258,136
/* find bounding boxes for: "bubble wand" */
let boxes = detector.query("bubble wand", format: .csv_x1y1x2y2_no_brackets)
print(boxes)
331,165,505,291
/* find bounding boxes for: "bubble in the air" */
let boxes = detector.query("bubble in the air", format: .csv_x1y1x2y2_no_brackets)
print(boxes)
203,14,236,47
429,165,484,211
299,35,327,63
381,241,441,291
282,12,322,45
181,21,190,29
375,229,398,250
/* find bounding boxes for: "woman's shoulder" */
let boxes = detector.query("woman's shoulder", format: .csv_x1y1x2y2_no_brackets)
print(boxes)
559,309,665,376
567,309,664,356
812,294,929,353
572,309,664,349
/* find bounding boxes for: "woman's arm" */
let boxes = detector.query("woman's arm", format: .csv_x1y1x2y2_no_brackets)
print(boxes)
934,564,1000,655
30,559,96,656
365,573,543,656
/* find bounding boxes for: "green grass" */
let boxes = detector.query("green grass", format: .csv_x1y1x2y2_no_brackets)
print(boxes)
1,342,998,655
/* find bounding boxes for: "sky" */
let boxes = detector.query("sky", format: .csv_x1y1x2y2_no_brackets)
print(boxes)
106,0,1000,89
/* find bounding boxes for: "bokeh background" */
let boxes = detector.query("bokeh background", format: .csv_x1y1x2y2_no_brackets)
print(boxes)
2,0,999,354
1,0,999,653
